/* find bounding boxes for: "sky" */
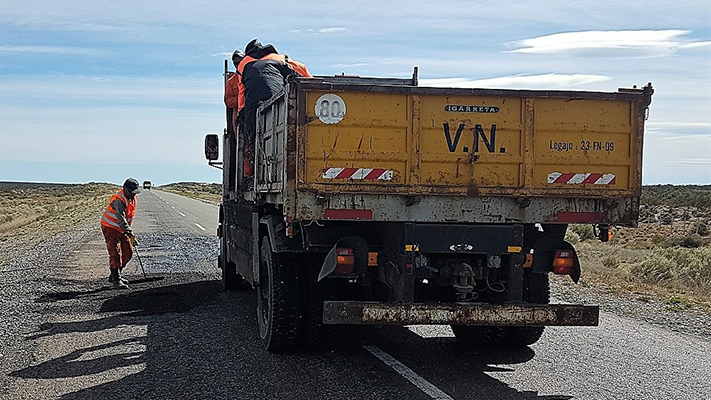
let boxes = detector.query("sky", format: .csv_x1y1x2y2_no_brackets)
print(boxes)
1,0,710,186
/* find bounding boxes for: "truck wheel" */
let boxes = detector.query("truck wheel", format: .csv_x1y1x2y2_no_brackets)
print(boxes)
256,237,303,351
451,325,508,345
220,237,244,291
504,271,550,346
300,258,334,347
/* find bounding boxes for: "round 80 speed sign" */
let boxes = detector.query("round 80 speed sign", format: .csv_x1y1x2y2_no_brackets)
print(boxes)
315,94,346,124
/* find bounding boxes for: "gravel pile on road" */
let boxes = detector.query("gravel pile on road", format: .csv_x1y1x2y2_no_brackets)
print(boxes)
0,213,222,398
1,219,100,389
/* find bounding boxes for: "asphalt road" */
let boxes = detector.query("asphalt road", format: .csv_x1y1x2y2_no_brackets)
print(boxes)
2,189,709,399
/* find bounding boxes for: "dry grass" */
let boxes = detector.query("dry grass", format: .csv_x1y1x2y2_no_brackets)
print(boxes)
0,182,118,247
572,216,711,312
158,182,221,204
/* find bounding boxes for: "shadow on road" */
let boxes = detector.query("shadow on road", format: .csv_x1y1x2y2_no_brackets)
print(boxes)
16,279,572,400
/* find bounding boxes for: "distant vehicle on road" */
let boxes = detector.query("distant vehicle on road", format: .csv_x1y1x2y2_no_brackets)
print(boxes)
142,180,152,190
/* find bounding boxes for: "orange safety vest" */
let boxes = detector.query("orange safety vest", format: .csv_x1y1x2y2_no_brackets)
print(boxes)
101,189,137,233
235,53,312,111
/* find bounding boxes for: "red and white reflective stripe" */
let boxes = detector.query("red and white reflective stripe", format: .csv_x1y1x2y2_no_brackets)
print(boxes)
322,167,394,181
548,172,616,185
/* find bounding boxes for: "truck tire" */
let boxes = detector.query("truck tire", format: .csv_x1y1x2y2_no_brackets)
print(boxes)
220,237,244,291
256,237,303,351
501,271,550,346
451,271,550,347
300,258,334,347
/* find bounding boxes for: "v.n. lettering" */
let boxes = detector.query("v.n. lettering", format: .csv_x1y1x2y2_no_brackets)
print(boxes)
442,123,497,153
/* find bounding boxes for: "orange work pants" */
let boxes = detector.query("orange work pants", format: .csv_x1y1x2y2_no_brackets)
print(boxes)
101,226,133,270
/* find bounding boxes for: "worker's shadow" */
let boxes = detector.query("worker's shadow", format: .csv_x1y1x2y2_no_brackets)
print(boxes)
10,337,146,379
28,281,220,341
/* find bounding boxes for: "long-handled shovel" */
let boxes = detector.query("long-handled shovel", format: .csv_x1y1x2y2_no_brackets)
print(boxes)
131,245,165,283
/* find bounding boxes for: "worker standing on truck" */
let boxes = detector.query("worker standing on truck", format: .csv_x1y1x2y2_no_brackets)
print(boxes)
236,39,312,172
100,178,140,289
224,49,246,135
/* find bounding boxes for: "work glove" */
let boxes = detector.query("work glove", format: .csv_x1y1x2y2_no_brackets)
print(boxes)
128,235,138,246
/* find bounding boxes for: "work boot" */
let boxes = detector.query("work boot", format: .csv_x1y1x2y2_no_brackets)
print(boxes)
117,267,129,284
109,269,128,289
107,269,128,284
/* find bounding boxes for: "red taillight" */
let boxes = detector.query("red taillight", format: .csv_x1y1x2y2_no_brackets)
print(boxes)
552,249,575,275
335,248,355,274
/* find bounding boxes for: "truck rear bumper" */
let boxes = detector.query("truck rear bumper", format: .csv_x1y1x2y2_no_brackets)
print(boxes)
323,301,599,326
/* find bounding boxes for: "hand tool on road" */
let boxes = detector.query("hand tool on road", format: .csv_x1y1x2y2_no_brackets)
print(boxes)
131,243,165,283
134,245,148,280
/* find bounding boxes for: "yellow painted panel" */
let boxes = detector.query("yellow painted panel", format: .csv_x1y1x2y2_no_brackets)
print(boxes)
418,95,523,188
535,99,632,132
419,96,522,127
419,161,520,187
307,92,409,128
307,126,407,156
306,92,410,185
302,89,639,193
534,130,631,165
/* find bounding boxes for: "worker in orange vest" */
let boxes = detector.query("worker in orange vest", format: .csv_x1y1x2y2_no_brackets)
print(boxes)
224,49,246,135
224,49,253,177
236,39,312,175
100,178,140,289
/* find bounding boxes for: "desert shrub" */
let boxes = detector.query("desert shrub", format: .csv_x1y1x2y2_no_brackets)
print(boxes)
655,234,708,249
569,224,596,241
642,185,711,208
659,246,711,287
692,221,709,236
658,212,673,225
565,229,580,244
600,255,620,268
639,207,656,223
629,247,711,288
630,254,675,282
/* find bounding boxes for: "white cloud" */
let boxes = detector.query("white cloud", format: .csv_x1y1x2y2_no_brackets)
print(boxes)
509,30,704,57
0,45,111,56
420,74,610,90
680,41,711,49
319,27,347,34
330,62,370,68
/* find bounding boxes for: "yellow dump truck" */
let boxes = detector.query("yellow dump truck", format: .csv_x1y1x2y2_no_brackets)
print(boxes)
205,66,653,351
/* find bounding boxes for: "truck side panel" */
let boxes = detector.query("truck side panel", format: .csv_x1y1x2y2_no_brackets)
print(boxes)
253,81,649,225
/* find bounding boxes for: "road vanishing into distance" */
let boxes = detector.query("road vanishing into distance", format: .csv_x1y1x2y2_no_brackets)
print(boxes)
2,189,709,399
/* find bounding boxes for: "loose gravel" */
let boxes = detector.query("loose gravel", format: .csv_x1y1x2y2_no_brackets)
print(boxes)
551,277,711,340
2,209,710,399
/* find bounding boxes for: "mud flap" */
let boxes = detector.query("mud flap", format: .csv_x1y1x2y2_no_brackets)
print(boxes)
318,236,368,281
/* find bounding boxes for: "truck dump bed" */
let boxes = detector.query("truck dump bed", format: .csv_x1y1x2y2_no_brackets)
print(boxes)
254,77,652,226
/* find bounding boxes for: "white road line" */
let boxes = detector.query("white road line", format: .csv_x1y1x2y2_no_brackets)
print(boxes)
171,206,175,209
363,345,454,400
179,212,186,217
194,223,206,231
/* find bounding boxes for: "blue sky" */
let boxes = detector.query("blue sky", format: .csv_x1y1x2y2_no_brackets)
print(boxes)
1,0,709,185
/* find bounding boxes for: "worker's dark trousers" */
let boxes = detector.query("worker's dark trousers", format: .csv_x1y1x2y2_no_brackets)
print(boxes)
101,226,133,270
244,104,258,165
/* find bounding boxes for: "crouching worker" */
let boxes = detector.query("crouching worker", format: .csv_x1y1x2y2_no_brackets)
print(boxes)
100,178,140,289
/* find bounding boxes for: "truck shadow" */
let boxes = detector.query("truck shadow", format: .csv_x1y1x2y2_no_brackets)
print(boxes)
17,279,572,400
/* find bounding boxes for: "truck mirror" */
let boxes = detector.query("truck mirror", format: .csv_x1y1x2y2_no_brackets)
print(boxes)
205,134,219,160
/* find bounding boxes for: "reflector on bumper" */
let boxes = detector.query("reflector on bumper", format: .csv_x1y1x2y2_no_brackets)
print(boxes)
323,301,599,326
